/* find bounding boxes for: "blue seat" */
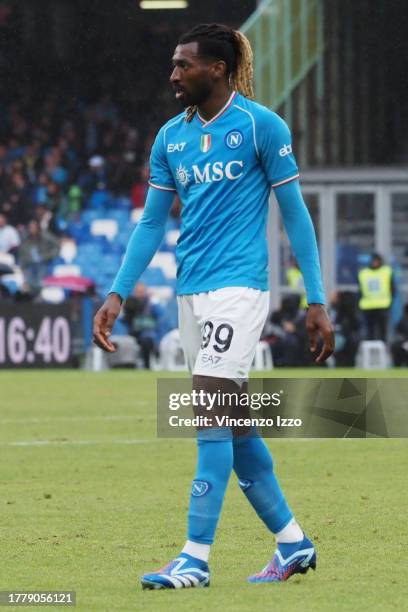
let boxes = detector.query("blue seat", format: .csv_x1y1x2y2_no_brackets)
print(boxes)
78,263,98,279
105,209,130,225
92,235,111,251
67,222,91,243
114,196,132,210
76,243,103,260
108,242,126,255
100,256,121,275
1,278,18,294
87,190,113,210
81,210,101,224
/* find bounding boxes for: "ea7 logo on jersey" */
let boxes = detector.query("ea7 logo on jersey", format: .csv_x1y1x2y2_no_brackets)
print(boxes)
192,160,244,184
167,142,187,153
279,144,293,157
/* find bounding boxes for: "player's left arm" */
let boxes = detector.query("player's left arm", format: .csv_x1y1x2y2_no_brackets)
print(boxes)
256,110,334,363
274,179,334,363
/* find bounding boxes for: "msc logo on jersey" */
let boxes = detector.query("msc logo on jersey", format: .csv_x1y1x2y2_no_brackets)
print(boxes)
175,163,191,188
225,130,243,149
192,160,244,184
279,143,293,157
175,160,244,188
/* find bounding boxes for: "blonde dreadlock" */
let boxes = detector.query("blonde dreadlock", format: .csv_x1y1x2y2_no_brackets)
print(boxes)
179,24,255,123
230,30,255,100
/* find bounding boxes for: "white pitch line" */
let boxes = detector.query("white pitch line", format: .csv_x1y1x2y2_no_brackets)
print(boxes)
0,415,156,425
0,438,193,447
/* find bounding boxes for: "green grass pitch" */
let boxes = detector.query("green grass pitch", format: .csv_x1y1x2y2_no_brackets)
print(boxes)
1,369,408,611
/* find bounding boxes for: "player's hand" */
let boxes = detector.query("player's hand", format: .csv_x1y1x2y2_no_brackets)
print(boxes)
306,304,335,364
93,293,122,352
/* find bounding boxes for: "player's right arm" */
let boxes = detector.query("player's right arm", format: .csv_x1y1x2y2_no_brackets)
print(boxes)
93,126,176,352
93,187,175,351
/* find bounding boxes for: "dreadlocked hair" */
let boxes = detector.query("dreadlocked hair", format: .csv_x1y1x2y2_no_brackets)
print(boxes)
178,23,255,122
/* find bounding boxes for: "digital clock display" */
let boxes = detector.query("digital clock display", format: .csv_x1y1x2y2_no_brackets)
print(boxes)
0,304,71,368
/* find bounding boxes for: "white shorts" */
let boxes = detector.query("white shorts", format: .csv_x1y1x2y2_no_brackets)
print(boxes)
177,287,270,380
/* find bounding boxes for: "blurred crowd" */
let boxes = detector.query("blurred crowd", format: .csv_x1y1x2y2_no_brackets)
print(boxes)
0,79,176,307
0,89,156,219
0,85,162,290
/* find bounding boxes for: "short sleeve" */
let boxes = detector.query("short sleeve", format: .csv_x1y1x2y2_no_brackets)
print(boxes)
257,111,299,188
148,126,176,192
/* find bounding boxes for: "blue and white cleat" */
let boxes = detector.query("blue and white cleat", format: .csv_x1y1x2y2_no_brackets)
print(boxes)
248,535,316,583
141,552,210,590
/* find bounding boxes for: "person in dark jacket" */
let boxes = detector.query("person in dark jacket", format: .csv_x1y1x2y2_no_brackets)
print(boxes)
391,304,408,366
123,282,162,369
18,219,59,290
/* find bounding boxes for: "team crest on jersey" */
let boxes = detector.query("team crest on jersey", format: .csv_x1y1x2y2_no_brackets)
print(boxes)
175,163,191,188
225,130,243,149
200,134,212,153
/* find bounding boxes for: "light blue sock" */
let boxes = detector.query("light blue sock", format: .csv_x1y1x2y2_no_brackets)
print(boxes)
188,427,233,545
233,429,293,533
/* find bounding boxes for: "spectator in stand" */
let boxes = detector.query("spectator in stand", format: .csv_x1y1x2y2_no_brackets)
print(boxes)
329,291,361,367
3,171,31,227
123,282,162,369
79,155,107,194
63,185,83,218
43,147,68,186
111,151,138,195
262,296,309,367
44,180,64,213
18,219,59,290
0,212,20,255
391,304,408,366
32,172,50,206
6,136,25,163
358,253,394,341
23,140,42,182
34,204,59,235
286,257,307,309
0,144,8,170
131,166,149,208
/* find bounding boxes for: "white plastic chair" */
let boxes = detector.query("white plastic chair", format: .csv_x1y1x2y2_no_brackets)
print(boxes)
90,219,118,241
84,346,110,371
131,208,144,224
53,264,81,277
166,229,180,247
252,341,273,370
0,252,15,266
356,340,388,369
60,239,77,263
107,335,140,368
150,252,177,279
159,329,187,371
40,286,66,303
149,286,174,303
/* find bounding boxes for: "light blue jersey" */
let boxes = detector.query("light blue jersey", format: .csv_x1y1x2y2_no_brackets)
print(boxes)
149,91,299,295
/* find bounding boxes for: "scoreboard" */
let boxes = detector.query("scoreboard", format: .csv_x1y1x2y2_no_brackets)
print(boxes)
0,303,72,368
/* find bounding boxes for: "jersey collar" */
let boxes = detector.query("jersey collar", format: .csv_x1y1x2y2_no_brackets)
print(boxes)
196,91,237,127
